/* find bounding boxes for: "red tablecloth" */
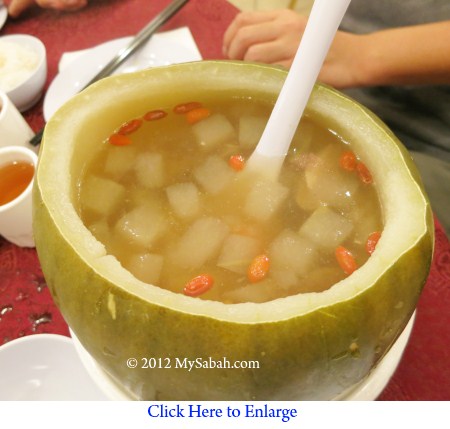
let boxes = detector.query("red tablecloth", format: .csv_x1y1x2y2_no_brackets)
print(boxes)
1,0,449,401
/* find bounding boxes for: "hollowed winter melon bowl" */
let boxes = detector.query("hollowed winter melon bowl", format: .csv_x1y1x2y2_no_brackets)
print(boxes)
33,61,433,400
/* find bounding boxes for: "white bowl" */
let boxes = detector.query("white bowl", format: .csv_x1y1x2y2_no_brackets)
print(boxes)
0,334,108,400
0,34,47,112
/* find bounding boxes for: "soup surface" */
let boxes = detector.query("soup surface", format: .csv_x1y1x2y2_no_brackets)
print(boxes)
76,97,382,303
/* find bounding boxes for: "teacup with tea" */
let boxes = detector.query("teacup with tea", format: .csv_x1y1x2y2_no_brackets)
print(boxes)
0,145,37,247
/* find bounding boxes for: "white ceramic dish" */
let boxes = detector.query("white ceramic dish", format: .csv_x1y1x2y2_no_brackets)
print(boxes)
43,28,202,121
70,312,416,401
0,334,108,400
0,34,47,112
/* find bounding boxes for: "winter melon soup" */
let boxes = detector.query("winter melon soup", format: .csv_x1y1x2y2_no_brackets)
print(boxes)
34,62,433,401
76,97,383,304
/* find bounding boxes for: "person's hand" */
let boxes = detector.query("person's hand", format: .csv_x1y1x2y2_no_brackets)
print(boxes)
223,9,306,69
8,0,88,18
223,9,367,89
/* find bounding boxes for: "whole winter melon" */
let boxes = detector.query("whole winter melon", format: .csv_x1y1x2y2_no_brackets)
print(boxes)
33,61,433,400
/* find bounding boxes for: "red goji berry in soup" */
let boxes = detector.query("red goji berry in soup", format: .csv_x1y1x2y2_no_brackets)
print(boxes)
108,133,132,146
118,119,143,135
173,102,202,114
335,246,358,275
228,155,246,171
183,274,214,297
247,255,270,283
366,231,381,255
143,110,168,121
339,150,357,171
185,107,211,124
356,161,373,184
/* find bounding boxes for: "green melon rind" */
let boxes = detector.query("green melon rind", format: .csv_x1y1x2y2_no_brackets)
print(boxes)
33,61,433,400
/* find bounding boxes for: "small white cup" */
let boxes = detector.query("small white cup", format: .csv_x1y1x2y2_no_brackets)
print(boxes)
0,146,37,247
0,90,36,152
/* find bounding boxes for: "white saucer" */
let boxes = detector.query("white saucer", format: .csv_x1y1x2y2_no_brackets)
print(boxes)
336,312,415,400
71,312,416,401
0,334,109,400
43,27,202,121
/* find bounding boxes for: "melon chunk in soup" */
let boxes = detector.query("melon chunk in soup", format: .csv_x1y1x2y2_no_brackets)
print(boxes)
238,115,267,149
217,234,261,274
224,279,279,304
134,152,165,188
269,229,318,287
191,114,235,151
124,253,164,285
305,144,359,209
244,178,289,222
350,194,382,246
294,173,321,212
128,188,164,210
114,204,167,248
80,176,125,217
166,182,201,219
87,219,110,247
170,217,229,270
103,146,137,180
299,206,353,249
194,155,235,195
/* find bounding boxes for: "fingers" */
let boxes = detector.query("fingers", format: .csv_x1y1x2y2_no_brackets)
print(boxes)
223,9,306,67
7,0,36,18
36,0,87,11
242,39,297,68
225,20,285,60
8,0,88,16
223,10,278,57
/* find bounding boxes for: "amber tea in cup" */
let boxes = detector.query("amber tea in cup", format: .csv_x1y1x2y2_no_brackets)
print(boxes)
0,160,35,206
0,146,37,247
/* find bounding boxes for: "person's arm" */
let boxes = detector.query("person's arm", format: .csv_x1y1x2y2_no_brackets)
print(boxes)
351,21,450,87
7,0,88,18
223,9,450,89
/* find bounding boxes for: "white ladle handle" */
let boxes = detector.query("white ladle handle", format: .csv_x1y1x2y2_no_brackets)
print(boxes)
248,0,351,176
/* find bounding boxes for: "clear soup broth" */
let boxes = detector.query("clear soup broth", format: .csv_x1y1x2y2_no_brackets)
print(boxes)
76,97,382,303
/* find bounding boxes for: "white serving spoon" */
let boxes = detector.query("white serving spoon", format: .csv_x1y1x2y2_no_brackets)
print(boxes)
246,0,352,181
